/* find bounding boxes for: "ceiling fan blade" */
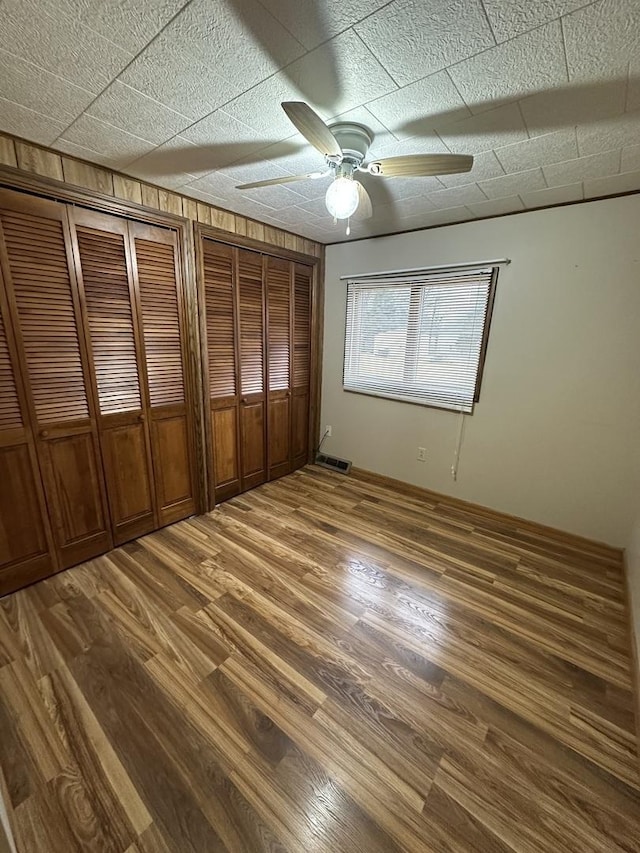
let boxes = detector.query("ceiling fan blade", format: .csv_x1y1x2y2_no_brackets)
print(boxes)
353,181,373,220
236,171,329,190
366,154,474,178
281,102,343,159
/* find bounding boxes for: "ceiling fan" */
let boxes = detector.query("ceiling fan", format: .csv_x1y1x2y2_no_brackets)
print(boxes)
235,101,474,232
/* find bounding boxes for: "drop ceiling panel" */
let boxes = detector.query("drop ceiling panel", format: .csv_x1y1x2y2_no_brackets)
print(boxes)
0,0,636,243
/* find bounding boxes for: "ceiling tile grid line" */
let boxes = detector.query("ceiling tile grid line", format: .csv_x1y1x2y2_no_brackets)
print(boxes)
0,0,638,242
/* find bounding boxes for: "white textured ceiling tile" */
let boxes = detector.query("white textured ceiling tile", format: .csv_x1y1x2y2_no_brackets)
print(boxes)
563,0,640,82
119,53,233,121
256,135,324,174
392,194,439,217
398,206,475,228
366,71,470,140
180,110,276,166
233,196,280,218
237,183,307,209
438,151,505,187
621,144,640,172
218,76,304,138
543,150,620,187
125,136,215,187
223,30,397,137
367,133,450,160
0,99,68,146
483,0,587,42
583,169,640,198
494,129,578,173
297,195,335,218
267,205,325,225
449,21,567,113
354,0,495,87
519,81,626,137
466,195,525,217
627,57,640,112
0,0,132,93
276,176,332,201
258,0,390,49
219,158,297,186
428,183,488,208
520,182,583,208
437,103,529,154
181,185,232,207
61,115,158,168
286,30,397,116
577,111,640,155
120,0,304,119
371,176,444,202
0,50,94,122
56,138,140,170
88,82,192,146
479,167,546,199
53,0,189,53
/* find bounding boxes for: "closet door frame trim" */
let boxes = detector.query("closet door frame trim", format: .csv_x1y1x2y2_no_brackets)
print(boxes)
0,167,207,515
194,223,323,509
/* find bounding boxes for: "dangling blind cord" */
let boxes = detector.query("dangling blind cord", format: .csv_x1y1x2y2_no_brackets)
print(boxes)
451,409,465,481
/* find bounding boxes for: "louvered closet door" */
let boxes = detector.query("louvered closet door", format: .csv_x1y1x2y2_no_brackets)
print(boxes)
131,222,195,526
0,262,56,594
0,190,111,568
71,209,157,545
202,240,240,504
266,256,292,480
292,263,312,470
237,249,267,491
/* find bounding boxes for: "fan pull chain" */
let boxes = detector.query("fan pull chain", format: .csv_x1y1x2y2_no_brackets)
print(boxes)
346,218,351,236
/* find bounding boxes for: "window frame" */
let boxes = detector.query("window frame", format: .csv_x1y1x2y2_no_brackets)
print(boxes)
342,266,498,414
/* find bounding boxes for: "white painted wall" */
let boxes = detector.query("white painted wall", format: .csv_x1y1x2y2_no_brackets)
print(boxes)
320,195,640,547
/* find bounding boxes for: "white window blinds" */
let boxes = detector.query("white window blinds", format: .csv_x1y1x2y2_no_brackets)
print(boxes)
343,266,497,413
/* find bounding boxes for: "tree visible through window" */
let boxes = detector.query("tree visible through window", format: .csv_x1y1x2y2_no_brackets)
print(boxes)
343,266,497,413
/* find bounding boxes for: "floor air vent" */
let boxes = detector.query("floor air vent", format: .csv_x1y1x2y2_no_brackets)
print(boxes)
315,453,352,474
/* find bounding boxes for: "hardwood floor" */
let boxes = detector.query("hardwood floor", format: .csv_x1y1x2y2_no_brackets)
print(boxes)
0,465,638,852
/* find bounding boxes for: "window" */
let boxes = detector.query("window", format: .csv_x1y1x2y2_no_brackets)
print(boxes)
343,266,497,413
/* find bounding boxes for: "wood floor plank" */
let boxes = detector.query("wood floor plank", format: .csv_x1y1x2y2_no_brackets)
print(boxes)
0,465,638,852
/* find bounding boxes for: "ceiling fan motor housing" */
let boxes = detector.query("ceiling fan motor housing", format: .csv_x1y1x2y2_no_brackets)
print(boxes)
328,122,372,167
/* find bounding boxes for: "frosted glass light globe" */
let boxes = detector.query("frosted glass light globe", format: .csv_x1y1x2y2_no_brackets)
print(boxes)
325,177,360,219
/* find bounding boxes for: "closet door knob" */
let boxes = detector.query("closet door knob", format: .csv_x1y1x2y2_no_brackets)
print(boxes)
39,430,49,438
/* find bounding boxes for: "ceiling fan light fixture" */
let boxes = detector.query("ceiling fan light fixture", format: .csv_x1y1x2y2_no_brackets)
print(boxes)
325,176,360,219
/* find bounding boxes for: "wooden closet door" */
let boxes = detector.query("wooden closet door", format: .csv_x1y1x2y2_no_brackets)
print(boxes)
237,249,267,491
71,209,157,545
0,265,56,594
131,222,195,526
292,263,312,470
202,240,240,504
266,256,292,480
0,190,111,568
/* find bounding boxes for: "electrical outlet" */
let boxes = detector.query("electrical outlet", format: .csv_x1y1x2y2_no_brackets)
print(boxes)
417,447,426,462
325,425,332,437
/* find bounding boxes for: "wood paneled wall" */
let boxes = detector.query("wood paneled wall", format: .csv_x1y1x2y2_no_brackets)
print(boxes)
0,132,324,260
